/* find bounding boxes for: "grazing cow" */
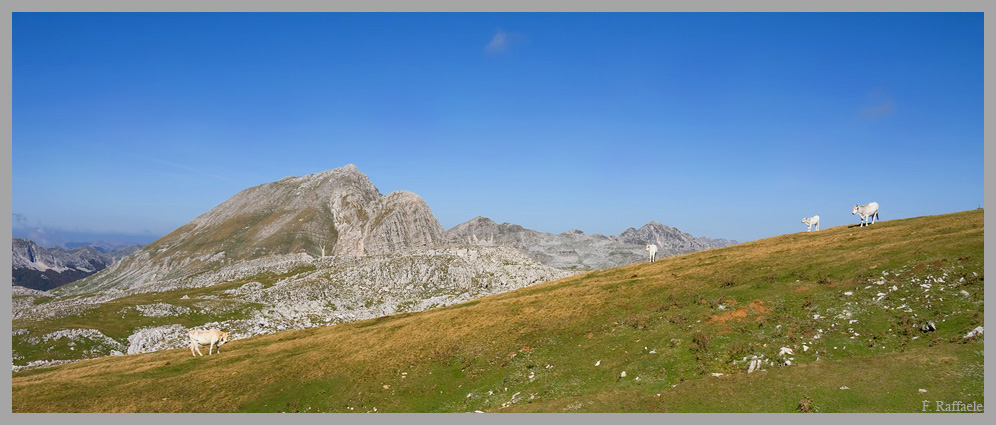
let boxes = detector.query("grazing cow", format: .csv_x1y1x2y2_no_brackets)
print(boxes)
802,215,820,232
852,202,880,227
645,244,658,263
189,329,230,356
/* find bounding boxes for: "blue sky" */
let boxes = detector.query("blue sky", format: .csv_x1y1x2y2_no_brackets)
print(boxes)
12,12,984,246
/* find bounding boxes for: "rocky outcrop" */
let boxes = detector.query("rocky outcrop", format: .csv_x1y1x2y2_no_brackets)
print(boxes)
363,191,446,255
127,325,189,355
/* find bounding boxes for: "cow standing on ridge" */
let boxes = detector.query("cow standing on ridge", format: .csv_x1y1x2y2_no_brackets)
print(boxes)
852,202,880,227
802,215,820,232
646,244,658,263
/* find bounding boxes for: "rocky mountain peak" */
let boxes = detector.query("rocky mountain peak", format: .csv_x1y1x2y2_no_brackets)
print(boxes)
561,229,586,237
59,165,447,295
448,216,497,233
619,221,734,253
469,216,496,225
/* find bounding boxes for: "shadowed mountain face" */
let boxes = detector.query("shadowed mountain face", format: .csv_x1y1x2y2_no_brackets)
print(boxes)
56,165,447,295
446,217,738,270
11,239,140,291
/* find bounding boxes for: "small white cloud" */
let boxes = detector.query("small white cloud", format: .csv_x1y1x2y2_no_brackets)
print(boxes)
861,88,895,119
486,29,509,53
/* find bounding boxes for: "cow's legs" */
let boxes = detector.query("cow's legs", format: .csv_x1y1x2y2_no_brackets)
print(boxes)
193,343,203,356
209,342,215,355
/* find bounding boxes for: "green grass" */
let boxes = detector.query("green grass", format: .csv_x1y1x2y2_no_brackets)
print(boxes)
11,210,984,412
11,266,319,365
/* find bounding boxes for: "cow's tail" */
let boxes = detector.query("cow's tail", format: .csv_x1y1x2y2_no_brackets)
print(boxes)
875,211,880,220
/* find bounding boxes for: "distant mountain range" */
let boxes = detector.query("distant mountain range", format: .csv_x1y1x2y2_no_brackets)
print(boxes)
11,225,159,251
54,165,736,296
64,240,146,253
11,239,142,291
447,217,737,270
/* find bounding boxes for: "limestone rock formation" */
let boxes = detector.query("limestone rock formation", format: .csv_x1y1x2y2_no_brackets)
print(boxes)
55,165,447,296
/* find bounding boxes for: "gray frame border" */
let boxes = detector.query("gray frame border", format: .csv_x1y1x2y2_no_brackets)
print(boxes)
3,1,991,425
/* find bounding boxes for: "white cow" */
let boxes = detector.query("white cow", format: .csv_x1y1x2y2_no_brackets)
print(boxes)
852,202,880,227
645,244,658,263
189,329,230,356
802,215,820,232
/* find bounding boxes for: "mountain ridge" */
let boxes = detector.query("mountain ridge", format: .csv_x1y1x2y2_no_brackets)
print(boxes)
55,165,447,296
11,238,141,291
446,216,737,270
59,165,738,296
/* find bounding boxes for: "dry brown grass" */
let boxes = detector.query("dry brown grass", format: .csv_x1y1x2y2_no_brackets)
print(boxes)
12,209,984,412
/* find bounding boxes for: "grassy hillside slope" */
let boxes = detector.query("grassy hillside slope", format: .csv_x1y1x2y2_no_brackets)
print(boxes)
12,210,984,412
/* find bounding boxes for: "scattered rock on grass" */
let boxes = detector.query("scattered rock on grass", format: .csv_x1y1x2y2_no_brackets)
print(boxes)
964,326,983,339
747,358,763,373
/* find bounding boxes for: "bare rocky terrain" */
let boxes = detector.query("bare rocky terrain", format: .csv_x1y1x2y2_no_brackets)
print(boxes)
13,245,572,370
